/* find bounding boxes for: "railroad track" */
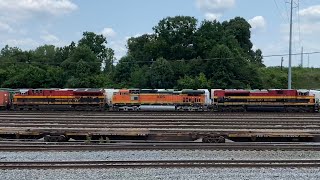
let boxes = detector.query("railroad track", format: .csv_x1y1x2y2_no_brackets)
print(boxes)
1,113,319,121
0,111,319,117
1,160,320,169
0,124,319,130
0,142,320,151
1,113,320,130
0,112,319,142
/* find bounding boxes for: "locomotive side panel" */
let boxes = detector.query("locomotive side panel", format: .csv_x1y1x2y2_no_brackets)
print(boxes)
111,89,206,111
213,89,317,112
0,91,10,110
13,89,106,111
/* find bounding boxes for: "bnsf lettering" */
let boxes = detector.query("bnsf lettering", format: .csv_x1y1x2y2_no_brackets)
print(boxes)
249,99,277,102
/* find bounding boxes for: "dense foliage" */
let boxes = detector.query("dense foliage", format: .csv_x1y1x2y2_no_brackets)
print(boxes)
0,16,317,89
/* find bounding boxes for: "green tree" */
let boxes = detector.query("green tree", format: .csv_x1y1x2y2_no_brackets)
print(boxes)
61,45,101,88
78,32,115,72
130,66,149,88
176,73,211,89
252,49,265,67
2,65,46,88
207,45,235,88
223,17,253,54
147,58,174,88
153,16,197,60
194,20,224,58
127,34,157,66
113,55,137,86
177,75,195,89
30,45,56,65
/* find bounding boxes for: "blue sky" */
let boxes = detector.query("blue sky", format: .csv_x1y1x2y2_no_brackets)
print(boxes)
0,0,319,67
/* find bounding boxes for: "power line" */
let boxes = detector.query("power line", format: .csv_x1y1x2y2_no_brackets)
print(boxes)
273,0,289,22
263,51,320,58
0,51,319,65
297,0,301,46
284,0,291,22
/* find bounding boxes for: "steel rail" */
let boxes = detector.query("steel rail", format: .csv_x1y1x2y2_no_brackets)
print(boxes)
0,113,319,117
1,114,319,118
0,142,320,151
2,117,320,122
0,121,320,127
0,118,320,124
0,124,318,130
0,160,320,169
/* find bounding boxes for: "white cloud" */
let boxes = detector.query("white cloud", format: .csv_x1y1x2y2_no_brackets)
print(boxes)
280,21,320,41
0,0,78,50
5,38,39,48
101,28,116,38
109,33,154,61
125,32,153,40
300,23,320,35
41,33,59,42
252,44,258,51
205,13,222,21
260,18,320,67
248,16,266,30
0,0,78,19
196,0,235,13
196,0,235,21
109,39,127,61
39,31,69,47
0,21,13,32
299,5,320,22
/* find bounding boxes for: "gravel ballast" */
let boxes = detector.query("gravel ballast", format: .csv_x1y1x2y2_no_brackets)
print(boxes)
1,150,320,179
1,168,320,180
0,150,319,161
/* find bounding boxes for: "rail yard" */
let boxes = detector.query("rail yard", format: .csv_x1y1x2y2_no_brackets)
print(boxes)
0,111,320,179
0,112,320,142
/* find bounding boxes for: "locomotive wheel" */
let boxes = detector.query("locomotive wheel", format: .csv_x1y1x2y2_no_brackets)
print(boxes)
202,135,225,143
44,135,67,142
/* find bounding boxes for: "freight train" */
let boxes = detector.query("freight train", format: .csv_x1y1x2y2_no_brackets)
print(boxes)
0,88,319,112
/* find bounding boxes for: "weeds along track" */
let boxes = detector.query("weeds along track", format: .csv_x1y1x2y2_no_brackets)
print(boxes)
1,160,320,169
0,141,320,151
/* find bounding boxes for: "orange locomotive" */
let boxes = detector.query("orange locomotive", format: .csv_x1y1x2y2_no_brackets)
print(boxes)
111,89,207,111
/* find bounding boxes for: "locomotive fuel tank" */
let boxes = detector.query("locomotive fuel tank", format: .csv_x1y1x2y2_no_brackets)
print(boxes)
139,105,176,111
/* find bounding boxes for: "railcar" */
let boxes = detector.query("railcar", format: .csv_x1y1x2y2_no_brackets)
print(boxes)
212,89,318,112
12,89,106,111
111,89,208,111
0,90,11,110
0,88,318,112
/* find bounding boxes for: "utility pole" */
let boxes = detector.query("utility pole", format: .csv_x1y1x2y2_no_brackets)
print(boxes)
300,46,303,67
281,57,284,70
308,54,310,68
288,0,293,89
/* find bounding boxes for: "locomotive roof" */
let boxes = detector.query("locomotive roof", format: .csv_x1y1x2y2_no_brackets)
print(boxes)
74,88,104,92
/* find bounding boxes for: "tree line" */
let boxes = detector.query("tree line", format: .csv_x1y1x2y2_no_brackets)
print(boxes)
0,16,317,89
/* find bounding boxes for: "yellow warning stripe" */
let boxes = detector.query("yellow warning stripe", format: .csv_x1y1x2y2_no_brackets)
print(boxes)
215,102,315,105
14,102,104,105
14,96,105,99
213,96,315,99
